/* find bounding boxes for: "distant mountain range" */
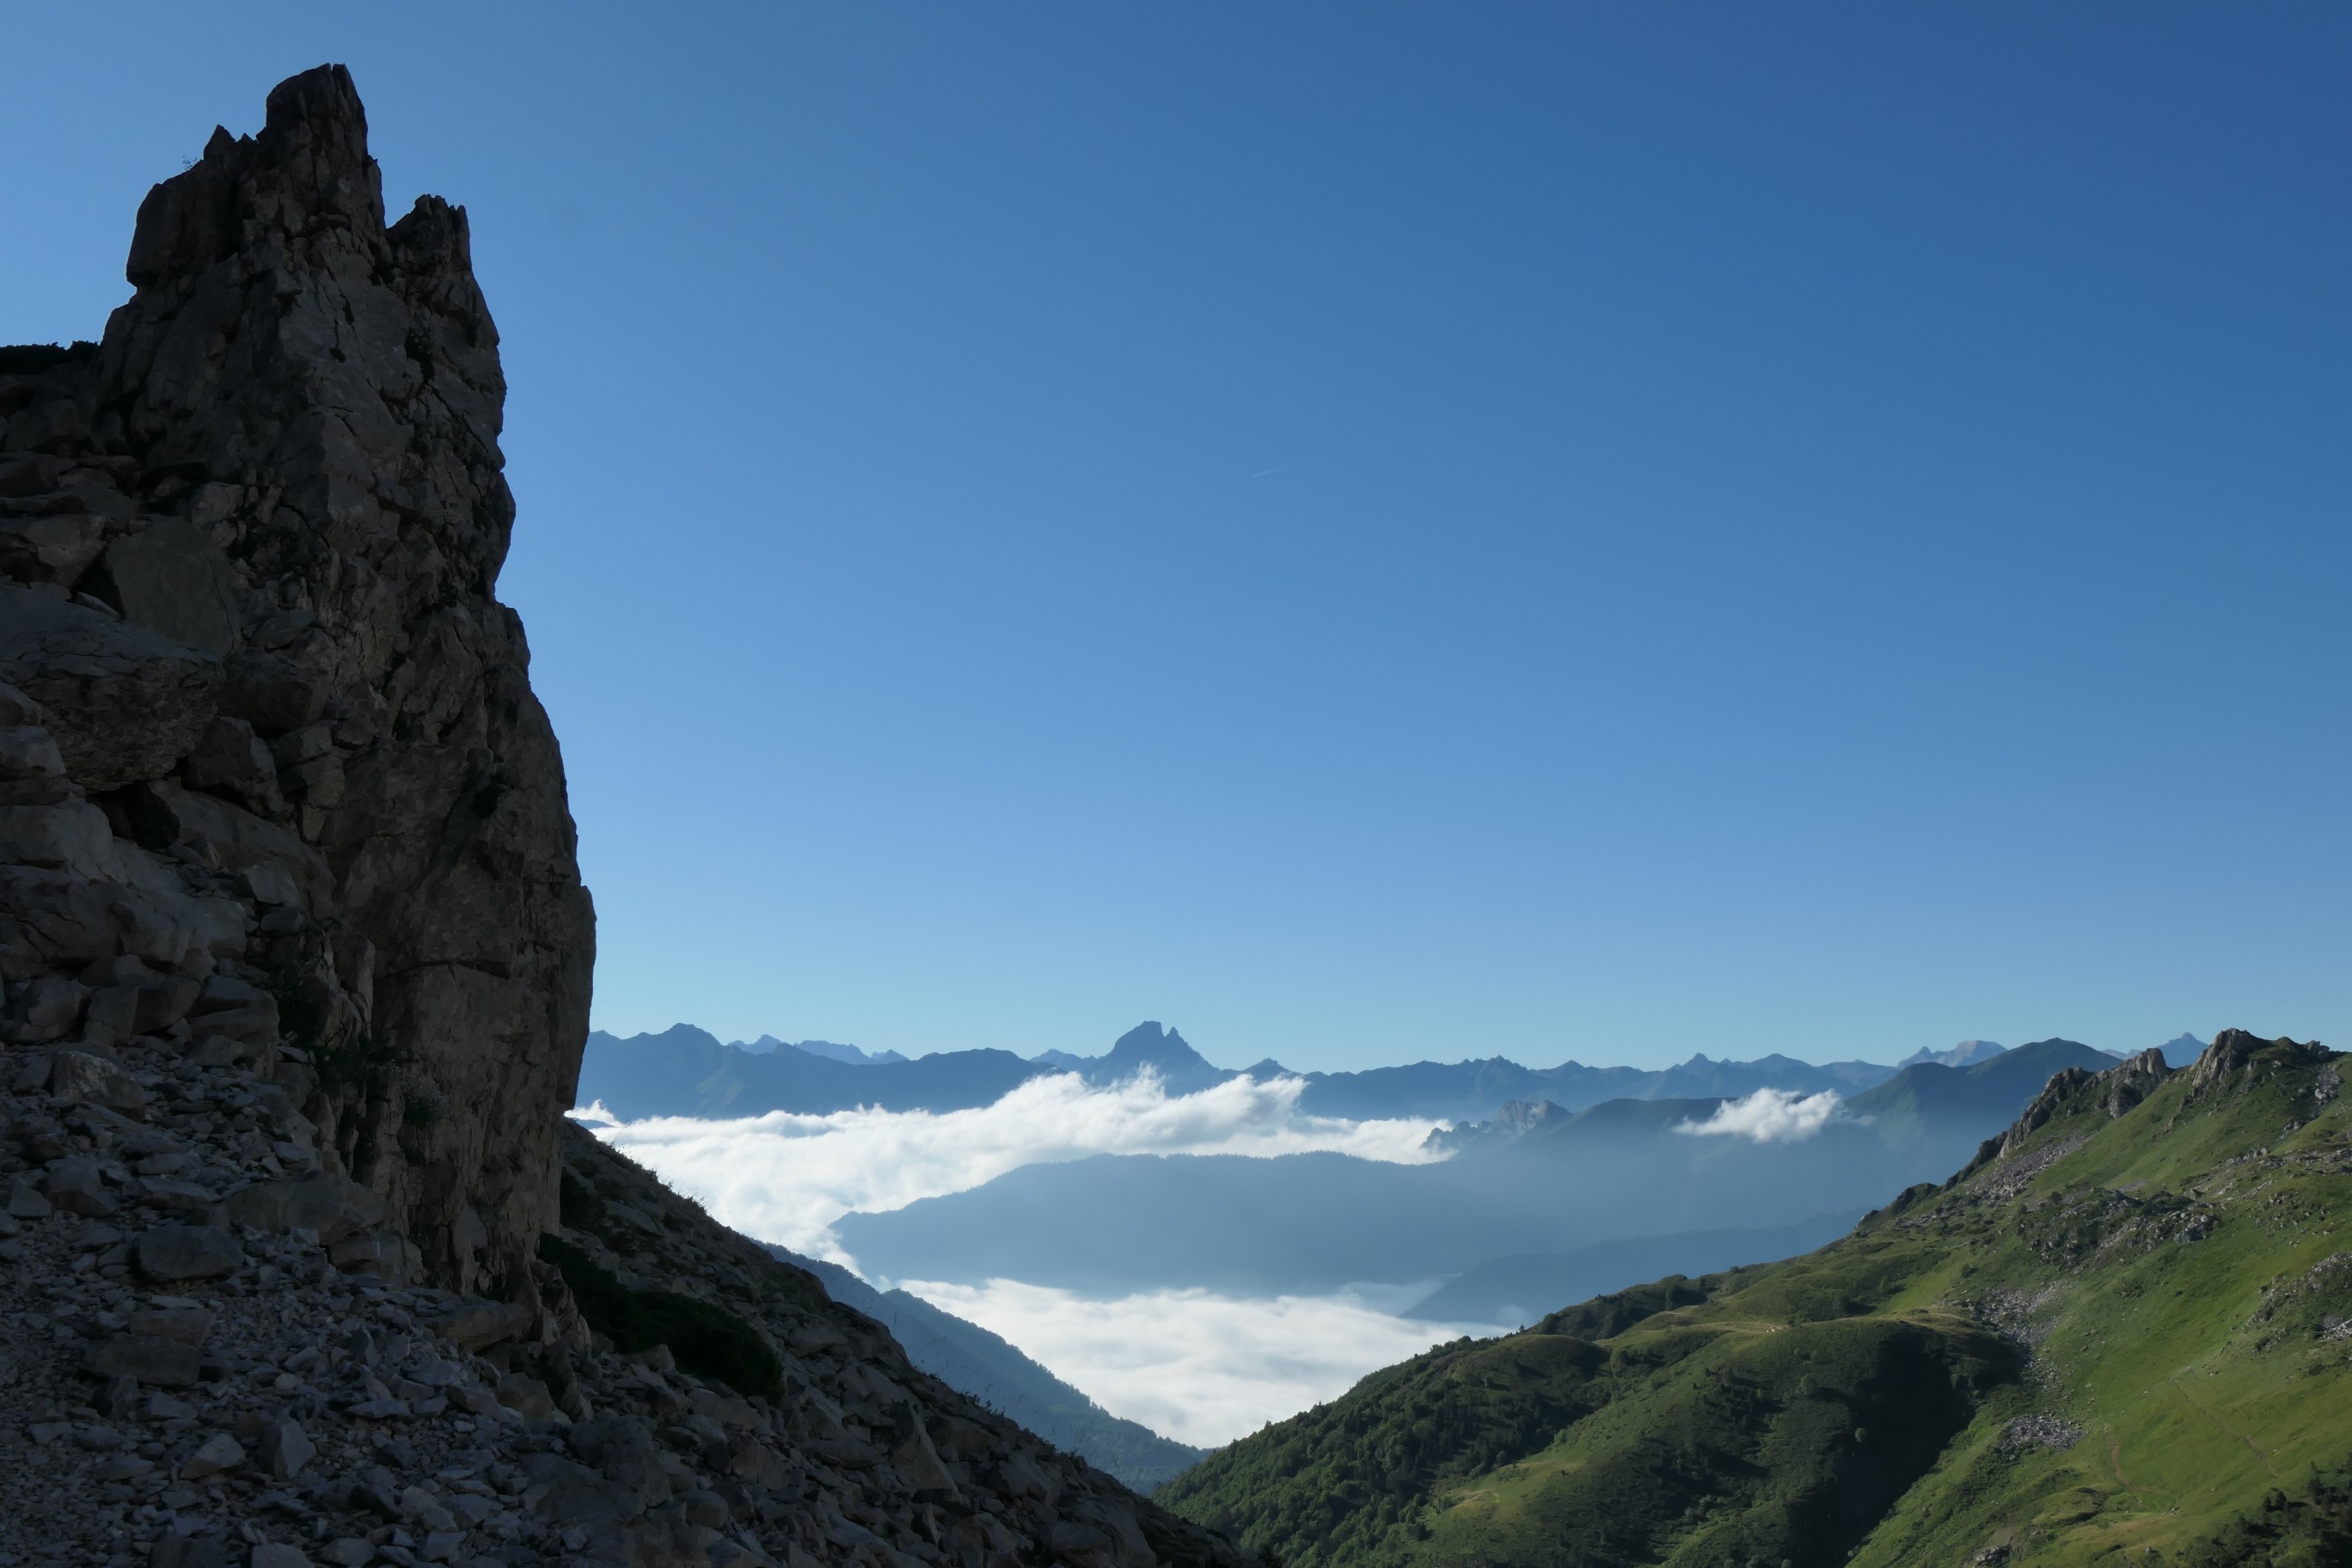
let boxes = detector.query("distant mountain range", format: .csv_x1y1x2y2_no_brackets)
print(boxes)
1893,1037,2006,1068
835,1038,2124,1300
735,1035,910,1065
772,1246,1204,1490
576,1024,2203,1312
578,1019,2199,1126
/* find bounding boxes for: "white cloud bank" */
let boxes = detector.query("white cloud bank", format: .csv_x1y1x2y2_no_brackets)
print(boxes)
903,1278,1508,1448
1671,1087,1843,1143
574,1070,1447,1261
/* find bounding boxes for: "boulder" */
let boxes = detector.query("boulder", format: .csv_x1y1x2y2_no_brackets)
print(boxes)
180,714,284,813
889,1409,960,1497
133,1222,244,1280
137,1177,221,1214
728,1435,794,1489
98,518,241,658
431,1297,532,1352
44,1155,115,1216
398,1485,456,1533
86,985,139,1034
6,1173,52,1218
257,1418,315,1479
132,977,199,1032
176,1430,244,1479
689,1387,761,1430
0,724,64,780
219,648,328,732
0,585,218,790
1,974,86,1043
191,972,269,1014
495,1372,557,1421
0,511,106,586
50,1049,147,1112
0,865,115,981
328,1228,412,1281
569,1416,674,1510
119,781,329,909
224,1173,388,1242
0,800,119,879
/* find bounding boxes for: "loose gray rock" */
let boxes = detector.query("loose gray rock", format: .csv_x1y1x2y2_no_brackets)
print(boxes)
149,1538,235,1568
5,1173,51,1217
524,1451,643,1528
177,1430,245,1478
134,1222,245,1280
258,1418,317,1479
45,1154,116,1216
495,1371,555,1421
50,1045,147,1112
84,1332,202,1387
126,1305,216,1344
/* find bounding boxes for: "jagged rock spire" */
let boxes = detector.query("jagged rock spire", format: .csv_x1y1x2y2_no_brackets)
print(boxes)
3,62,593,1296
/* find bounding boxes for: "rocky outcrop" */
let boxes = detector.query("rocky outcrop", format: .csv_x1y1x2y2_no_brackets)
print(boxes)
0,63,592,1298
2186,1026,2328,1097
0,64,1255,1568
1955,1031,2334,1186
2102,1047,2171,1118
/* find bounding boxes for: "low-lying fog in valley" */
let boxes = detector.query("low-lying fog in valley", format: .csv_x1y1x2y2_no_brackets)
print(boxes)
573,1024,2178,1453
895,1278,1503,1448
574,1069,1501,1442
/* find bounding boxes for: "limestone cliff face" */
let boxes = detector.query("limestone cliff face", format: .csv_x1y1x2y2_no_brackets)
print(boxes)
0,64,592,1297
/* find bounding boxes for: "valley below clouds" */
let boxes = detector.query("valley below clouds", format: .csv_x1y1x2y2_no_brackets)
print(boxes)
570,1040,2103,1451
575,1069,1490,1448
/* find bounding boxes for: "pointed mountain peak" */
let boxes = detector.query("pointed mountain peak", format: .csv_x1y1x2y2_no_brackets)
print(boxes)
1105,1020,1206,1066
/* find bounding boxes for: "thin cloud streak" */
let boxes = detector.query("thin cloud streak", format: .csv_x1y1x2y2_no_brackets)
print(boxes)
575,1069,1449,1261
902,1277,1510,1448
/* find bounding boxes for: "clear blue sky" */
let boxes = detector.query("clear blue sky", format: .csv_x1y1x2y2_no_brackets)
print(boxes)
6,5,2346,1071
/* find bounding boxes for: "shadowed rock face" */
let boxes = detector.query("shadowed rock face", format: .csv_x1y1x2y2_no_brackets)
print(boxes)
0,66,1261,1568
0,62,592,1298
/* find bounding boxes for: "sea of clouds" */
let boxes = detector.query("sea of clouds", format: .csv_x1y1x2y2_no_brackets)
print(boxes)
574,1074,1847,1447
901,1277,1508,1448
573,1067,1447,1261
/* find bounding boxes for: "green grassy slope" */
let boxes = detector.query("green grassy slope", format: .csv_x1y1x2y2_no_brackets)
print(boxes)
1160,1031,2352,1567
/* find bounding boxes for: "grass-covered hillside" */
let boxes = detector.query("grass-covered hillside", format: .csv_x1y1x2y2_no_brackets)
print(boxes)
1160,1030,2352,1567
